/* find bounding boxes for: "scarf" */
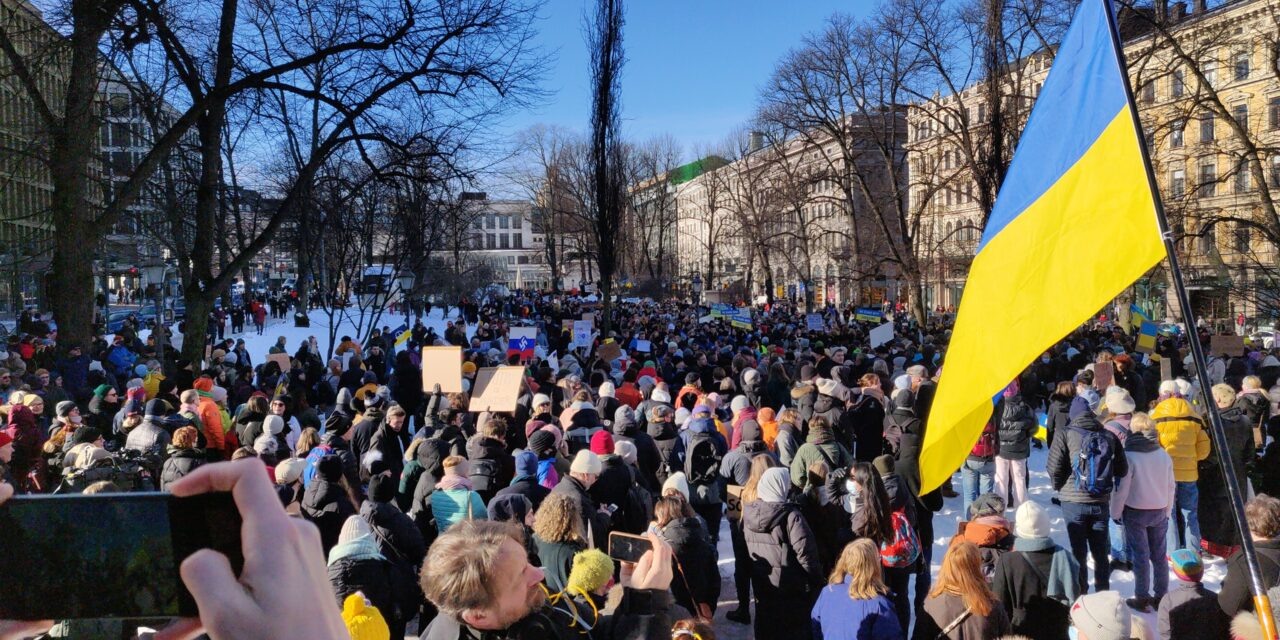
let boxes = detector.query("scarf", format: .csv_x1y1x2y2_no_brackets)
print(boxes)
1013,536,1080,602
327,533,384,565
437,474,473,491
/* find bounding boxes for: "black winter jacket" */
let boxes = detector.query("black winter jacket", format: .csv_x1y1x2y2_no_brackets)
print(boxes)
494,476,551,511
661,516,721,616
302,478,357,553
1046,412,1128,505
328,556,393,625
997,396,1038,461
742,499,823,594
160,447,205,491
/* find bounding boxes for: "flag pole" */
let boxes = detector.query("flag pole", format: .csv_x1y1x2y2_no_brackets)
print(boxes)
1100,0,1278,635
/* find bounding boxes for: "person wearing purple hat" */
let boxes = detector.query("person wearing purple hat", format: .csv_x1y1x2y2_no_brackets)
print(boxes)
493,449,549,511
1047,395,1129,593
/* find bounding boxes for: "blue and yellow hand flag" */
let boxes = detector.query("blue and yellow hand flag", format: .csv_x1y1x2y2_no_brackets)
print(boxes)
1129,303,1151,331
920,0,1164,492
1135,320,1158,353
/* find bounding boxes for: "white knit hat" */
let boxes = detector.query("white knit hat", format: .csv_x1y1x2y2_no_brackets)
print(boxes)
570,450,602,475
264,414,285,436
662,471,690,501
1104,385,1135,414
1015,501,1050,539
338,515,371,545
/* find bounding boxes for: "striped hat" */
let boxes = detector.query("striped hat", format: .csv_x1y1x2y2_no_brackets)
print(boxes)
1169,548,1203,582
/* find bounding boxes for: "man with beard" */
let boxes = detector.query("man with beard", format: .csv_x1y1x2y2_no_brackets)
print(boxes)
418,520,675,639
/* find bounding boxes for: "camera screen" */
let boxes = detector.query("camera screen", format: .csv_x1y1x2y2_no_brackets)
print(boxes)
0,492,240,620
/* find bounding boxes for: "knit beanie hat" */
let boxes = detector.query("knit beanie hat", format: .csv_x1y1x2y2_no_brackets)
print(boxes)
872,454,895,476
528,430,557,456
1169,548,1204,582
513,449,538,477
662,471,690,501
673,407,690,427
338,515,371,546
368,472,396,504
71,426,101,446
93,384,114,399
1069,591,1131,640
1105,385,1136,414
566,549,615,595
570,450,602,475
1015,501,1051,539
739,419,763,443
56,400,77,418
730,395,749,413
275,457,306,485
532,393,552,408
613,440,638,465
341,593,390,640
969,493,1006,519
590,430,615,456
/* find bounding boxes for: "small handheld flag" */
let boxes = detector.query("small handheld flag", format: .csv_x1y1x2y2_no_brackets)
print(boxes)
507,327,536,361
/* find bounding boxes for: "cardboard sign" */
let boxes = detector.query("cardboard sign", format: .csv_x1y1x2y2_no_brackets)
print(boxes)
869,321,895,348
340,351,354,371
1160,357,1173,382
468,366,525,413
725,485,744,520
1210,335,1246,357
572,320,594,350
581,313,596,326
546,351,560,373
598,341,623,362
806,313,825,332
1094,361,1114,390
421,346,464,394
267,353,292,374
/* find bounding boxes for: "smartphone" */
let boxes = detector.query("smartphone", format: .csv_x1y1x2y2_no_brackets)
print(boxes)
0,491,242,620
607,531,652,563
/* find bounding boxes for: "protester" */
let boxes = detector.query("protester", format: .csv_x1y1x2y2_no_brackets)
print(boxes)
531,492,588,593
1109,412,1173,611
809,538,902,640
992,501,1079,639
743,466,823,640
914,541,1012,639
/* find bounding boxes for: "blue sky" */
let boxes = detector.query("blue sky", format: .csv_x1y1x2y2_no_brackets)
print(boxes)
498,0,866,160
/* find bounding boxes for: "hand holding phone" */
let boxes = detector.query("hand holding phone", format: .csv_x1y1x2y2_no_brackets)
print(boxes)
157,458,348,640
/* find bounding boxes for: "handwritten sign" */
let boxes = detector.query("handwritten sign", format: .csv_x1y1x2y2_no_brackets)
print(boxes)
869,321,895,348
422,346,464,394
572,320,594,350
468,366,525,413
1210,335,1246,357
267,353,291,374
598,341,622,362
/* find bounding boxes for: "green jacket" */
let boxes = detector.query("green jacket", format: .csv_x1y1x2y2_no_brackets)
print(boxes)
789,438,852,491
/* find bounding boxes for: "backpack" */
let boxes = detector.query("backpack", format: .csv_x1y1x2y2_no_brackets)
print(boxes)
970,422,997,458
684,431,722,486
620,468,655,534
1072,426,1117,496
469,458,501,496
302,443,336,487
879,509,922,569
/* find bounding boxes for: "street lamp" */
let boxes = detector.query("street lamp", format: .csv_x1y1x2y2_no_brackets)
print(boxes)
397,272,415,325
141,261,167,370
691,273,702,305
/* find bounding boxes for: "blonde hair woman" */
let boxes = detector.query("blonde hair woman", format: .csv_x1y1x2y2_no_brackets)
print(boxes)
916,541,1012,638
810,539,901,638
531,493,586,593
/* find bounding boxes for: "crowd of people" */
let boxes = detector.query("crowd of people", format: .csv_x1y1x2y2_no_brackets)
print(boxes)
2,292,1280,640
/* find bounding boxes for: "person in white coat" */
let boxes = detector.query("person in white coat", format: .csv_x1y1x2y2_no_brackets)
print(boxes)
1109,412,1175,612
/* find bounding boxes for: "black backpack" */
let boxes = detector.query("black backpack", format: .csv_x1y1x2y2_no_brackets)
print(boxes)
684,431,722,486
469,457,501,496
620,467,655,534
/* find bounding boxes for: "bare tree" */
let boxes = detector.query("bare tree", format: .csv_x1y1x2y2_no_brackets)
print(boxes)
626,134,682,284
585,0,625,333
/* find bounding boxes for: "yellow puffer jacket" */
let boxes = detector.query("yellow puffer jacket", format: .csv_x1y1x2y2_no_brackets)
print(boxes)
1152,397,1211,482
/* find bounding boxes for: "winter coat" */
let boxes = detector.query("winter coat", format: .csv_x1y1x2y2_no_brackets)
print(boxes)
368,422,409,483
1235,390,1270,448
123,417,171,458
494,475,551,512
1109,430,1175,521
648,420,685,486
893,408,944,516
4,405,43,485
1046,411,1128,505
661,515,721,616
775,425,801,467
327,556,394,629
1158,581,1231,640
791,382,817,425
350,407,386,463
533,534,586,593
301,476,357,553
721,442,771,487
160,447,205,491
1152,397,1211,482
590,455,635,522
420,589,676,640
996,396,1037,461
844,393,886,463
810,584,901,640
1200,405,1256,548
811,394,844,439
790,436,853,492
1219,538,1280,618
992,538,1077,639
742,499,824,595
360,499,427,566
1045,398,1072,444
613,420,661,492
430,487,486,534
912,591,1012,640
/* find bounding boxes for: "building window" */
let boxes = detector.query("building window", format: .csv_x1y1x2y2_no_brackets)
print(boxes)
1144,127,1155,148
486,215,496,229
1198,161,1217,197
1200,114,1215,143
513,234,523,249
1171,168,1186,198
1170,121,1184,148
500,234,509,249
486,233,495,249
1141,81,1155,103
507,256,515,265
1236,225,1251,253
512,214,522,229
499,215,509,229
1171,70,1185,98
1236,159,1251,193
1203,59,1217,89
1270,97,1280,130
1271,155,1280,187
1234,51,1250,81
1233,103,1249,134
1201,224,1216,253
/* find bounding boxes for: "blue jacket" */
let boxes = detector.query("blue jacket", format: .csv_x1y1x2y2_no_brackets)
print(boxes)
810,582,902,640
106,345,138,379
679,416,727,455
56,353,91,400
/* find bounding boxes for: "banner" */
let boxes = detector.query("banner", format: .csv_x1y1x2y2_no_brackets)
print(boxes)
854,308,883,323
507,327,536,361
572,320,594,350
806,313,825,332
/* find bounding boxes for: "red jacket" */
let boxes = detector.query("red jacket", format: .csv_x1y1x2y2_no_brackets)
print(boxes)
615,382,642,409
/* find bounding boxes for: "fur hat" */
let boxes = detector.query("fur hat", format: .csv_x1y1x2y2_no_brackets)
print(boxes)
567,549,615,595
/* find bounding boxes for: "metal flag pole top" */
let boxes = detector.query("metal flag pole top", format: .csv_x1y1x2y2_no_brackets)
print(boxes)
1099,0,1278,635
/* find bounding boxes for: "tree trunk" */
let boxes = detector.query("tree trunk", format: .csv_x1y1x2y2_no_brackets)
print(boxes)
180,291,212,365
907,272,927,328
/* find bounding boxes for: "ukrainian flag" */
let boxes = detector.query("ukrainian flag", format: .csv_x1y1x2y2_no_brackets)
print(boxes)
1136,320,1158,353
919,0,1165,492
1130,303,1151,331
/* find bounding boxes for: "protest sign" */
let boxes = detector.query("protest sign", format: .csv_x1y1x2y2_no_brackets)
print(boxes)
572,320,594,350
468,366,524,413
869,321,895,348
1159,357,1172,382
598,341,623,362
1210,335,1246,357
635,339,652,353
1093,361,1114,390
421,346,463,393
266,353,291,374
806,313,824,332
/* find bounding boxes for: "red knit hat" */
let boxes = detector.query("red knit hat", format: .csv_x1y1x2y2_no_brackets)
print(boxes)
590,430,615,455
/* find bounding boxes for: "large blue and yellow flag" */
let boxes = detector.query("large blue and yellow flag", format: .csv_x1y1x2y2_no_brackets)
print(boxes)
919,0,1165,491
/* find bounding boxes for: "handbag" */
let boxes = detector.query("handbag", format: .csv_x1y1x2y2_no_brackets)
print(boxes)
936,607,972,639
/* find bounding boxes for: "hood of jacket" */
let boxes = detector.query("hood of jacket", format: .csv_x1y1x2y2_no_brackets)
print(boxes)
686,416,717,435
743,498,794,533
648,420,678,440
1151,397,1197,421
1125,429,1161,453
662,516,709,548
466,435,506,460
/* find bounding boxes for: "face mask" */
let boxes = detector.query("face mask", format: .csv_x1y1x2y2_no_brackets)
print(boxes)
841,479,862,514
1042,357,1050,363
69,415,82,424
